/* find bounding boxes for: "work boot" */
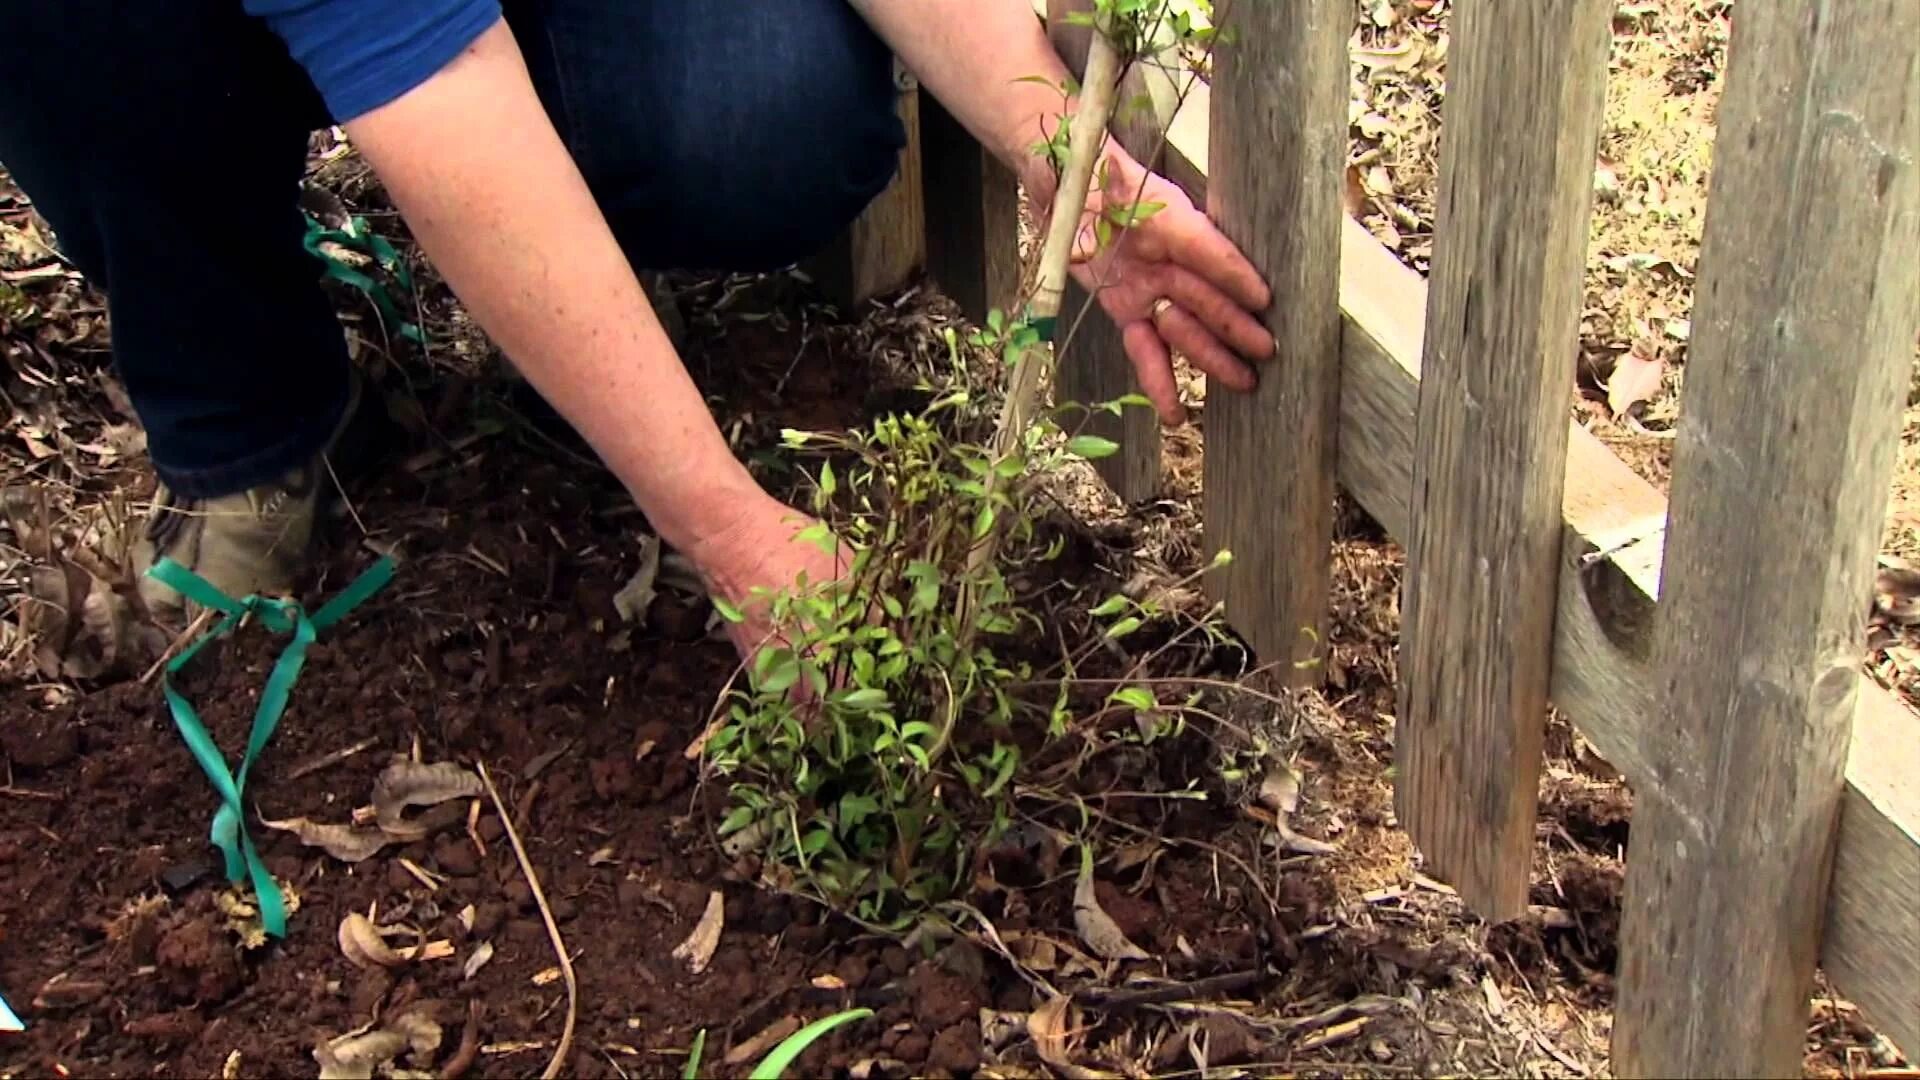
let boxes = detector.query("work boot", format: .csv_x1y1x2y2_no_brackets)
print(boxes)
135,373,363,624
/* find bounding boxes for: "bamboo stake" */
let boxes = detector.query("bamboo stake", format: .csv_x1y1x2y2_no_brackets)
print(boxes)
988,18,1127,463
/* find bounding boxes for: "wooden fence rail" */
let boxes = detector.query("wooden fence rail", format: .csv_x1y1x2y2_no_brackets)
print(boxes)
831,1,1919,1074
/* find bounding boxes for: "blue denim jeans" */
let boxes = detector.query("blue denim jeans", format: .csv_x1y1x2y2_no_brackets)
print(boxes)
0,0,905,498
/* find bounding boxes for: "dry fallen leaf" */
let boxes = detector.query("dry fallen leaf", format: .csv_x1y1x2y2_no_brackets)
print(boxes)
1028,994,1077,1073
314,1030,409,1080
612,535,661,623
1875,559,1920,625
671,890,724,974
1259,763,1339,856
260,817,393,862
463,940,495,981
23,558,166,681
1606,351,1666,417
372,761,484,839
1072,851,1149,962
531,966,563,987
338,912,407,969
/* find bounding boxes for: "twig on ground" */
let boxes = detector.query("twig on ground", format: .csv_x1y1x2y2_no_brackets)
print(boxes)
440,999,483,1080
1073,968,1269,1010
285,734,381,780
322,452,368,536
138,607,218,686
0,785,59,801
477,760,576,1080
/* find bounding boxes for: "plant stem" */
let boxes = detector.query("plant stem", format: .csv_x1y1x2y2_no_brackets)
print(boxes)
960,14,1128,621
989,23,1127,464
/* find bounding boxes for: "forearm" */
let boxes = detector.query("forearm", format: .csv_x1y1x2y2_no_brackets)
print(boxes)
341,18,764,554
846,0,1081,195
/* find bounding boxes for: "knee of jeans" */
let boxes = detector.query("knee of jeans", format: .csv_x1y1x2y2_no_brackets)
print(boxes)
597,35,906,271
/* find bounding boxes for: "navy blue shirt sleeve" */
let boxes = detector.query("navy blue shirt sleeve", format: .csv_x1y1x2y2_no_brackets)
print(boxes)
244,0,503,123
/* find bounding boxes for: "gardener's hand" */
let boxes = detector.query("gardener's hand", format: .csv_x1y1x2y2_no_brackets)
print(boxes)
1067,146,1275,426
683,492,853,668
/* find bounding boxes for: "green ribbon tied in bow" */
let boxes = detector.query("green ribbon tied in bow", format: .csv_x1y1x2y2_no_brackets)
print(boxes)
302,213,424,346
146,555,395,939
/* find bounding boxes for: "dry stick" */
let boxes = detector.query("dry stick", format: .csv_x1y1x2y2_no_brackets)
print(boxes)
950,7,1128,661
975,16,1127,540
476,760,576,1080
138,606,218,687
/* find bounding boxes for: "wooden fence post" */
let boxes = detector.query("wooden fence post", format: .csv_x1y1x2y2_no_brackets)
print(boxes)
920,96,1022,327
811,61,926,310
1611,2,1919,1074
1394,0,1612,922
1201,0,1348,679
1045,0,1164,504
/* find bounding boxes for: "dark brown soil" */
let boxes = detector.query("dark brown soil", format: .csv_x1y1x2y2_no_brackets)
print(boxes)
3,157,1899,1078
0,270,1305,1079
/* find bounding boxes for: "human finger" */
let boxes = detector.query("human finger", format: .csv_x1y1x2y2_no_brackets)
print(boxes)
1120,319,1187,426
1158,263,1276,362
1152,301,1257,393
1154,209,1272,313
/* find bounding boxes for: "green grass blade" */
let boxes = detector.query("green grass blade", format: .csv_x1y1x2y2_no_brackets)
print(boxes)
747,1008,873,1080
683,1028,707,1080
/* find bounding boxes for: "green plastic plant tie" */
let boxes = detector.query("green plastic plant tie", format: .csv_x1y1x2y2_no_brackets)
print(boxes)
301,213,425,344
145,554,396,938
1029,315,1059,343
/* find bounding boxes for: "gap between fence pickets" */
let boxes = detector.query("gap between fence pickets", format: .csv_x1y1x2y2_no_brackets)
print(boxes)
1142,70,1917,1055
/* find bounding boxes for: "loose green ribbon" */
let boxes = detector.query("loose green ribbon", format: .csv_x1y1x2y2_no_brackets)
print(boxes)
145,555,395,938
302,213,424,345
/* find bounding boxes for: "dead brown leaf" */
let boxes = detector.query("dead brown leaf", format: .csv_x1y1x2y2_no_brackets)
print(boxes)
1072,853,1149,962
314,1029,409,1080
1875,559,1920,625
260,817,393,863
1259,763,1338,856
372,760,483,839
1028,994,1076,1072
611,534,661,624
338,911,407,970
1606,350,1665,417
671,890,724,974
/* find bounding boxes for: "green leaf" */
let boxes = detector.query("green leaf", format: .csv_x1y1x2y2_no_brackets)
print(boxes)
1104,616,1143,640
684,1029,708,1080
839,792,881,829
747,1009,875,1080
712,597,746,623
1089,594,1130,617
717,805,757,836
972,503,996,539
834,687,890,711
1066,435,1120,460
756,649,801,695
794,522,837,556
1110,686,1156,711
819,460,836,497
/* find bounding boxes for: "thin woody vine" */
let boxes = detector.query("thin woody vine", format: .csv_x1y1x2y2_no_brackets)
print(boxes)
691,0,1247,931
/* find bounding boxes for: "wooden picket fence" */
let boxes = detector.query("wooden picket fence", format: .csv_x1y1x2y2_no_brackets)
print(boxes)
820,1,1919,1076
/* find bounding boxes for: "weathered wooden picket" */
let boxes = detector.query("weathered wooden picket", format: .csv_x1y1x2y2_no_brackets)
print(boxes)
829,1,1919,1076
